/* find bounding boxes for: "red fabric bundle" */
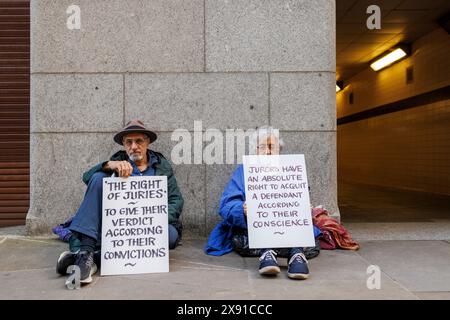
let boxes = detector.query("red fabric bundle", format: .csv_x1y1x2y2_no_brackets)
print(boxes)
312,207,360,250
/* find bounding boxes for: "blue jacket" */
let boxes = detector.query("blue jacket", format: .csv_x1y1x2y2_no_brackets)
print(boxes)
204,165,322,256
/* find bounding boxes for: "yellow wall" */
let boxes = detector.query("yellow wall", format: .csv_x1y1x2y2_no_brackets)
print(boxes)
337,28,450,195
337,28,450,117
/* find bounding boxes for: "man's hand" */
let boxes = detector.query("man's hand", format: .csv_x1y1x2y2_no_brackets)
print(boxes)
104,161,133,178
243,202,247,216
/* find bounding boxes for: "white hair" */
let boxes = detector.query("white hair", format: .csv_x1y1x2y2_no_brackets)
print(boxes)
249,125,284,155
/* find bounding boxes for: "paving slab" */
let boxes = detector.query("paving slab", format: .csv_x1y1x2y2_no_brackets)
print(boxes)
346,222,450,241
1,238,448,299
171,240,248,270
243,249,417,300
414,292,450,300
0,226,26,237
0,268,87,300
88,268,251,300
356,240,450,292
0,238,67,272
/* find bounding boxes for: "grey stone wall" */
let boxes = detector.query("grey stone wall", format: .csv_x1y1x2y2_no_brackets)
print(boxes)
28,0,337,237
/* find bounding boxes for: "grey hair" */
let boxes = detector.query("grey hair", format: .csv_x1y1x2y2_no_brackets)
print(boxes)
249,125,284,155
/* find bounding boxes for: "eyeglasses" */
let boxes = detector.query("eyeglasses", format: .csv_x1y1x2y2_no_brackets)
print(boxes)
123,138,148,147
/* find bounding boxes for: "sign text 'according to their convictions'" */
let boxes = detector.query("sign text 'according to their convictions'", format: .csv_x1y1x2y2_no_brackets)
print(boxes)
101,176,169,275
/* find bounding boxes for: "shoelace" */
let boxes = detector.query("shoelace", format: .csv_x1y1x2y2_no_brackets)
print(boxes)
259,250,277,262
77,252,94,266
288,252,308,265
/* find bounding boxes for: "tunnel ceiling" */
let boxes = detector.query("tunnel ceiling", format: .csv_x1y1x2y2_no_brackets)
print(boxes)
336,0,450,81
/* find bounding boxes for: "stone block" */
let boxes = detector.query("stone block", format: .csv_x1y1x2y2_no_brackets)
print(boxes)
206,0,335,71
27,133,119,235
31,0,204,72
125,73,269,131
270,72,336,131
31,74,123,132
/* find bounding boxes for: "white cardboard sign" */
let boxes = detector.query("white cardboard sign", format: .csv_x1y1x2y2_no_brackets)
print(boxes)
101,176,169,275
243,154,315,249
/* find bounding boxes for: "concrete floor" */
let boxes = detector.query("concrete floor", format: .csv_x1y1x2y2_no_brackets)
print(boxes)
0,182,449,299
1,237,450,299
339,182,450,241
0,236,450,300
339,182,450,223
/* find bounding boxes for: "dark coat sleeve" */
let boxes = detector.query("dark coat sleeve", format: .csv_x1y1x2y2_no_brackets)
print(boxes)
82,161,110,185
158,158,184,224
81,151,126,185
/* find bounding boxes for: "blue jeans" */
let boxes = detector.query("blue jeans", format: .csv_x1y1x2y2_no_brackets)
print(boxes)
69,171,180,250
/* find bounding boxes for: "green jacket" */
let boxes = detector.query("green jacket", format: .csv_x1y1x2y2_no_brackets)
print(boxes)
82,150,184,226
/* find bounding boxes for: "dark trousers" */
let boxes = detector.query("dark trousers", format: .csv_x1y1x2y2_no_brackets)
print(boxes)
232,228,320,259
69,171,180,250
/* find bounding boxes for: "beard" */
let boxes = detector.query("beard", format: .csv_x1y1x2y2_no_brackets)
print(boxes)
129,153,144,162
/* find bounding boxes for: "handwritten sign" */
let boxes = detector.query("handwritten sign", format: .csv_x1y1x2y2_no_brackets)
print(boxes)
101,176,169,275
243,154,315,249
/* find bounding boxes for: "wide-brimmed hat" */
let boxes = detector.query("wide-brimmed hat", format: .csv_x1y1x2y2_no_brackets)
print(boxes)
113,119,157,145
